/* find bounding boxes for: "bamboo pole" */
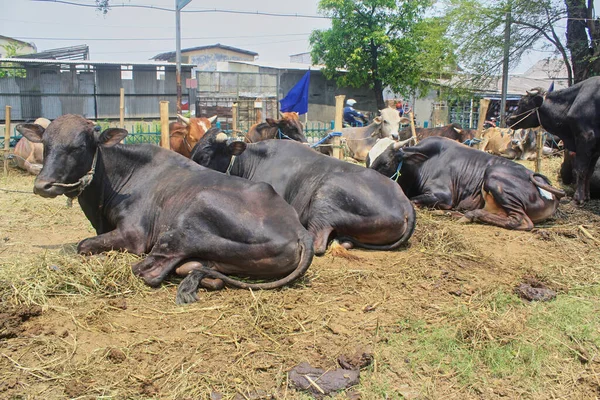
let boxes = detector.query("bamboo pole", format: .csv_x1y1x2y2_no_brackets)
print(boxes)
232,103,238,138
3,106,11,176
160,101,170,150
409,111,418,144
333,95,345,160
535,128,544,173
119,88,125,129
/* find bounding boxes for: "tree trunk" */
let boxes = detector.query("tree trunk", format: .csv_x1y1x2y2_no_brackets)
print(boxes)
373,79,385,110
566,0,592,82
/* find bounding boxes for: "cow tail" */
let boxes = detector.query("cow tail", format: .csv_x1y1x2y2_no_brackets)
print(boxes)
201,233,314,290
530,173,566,199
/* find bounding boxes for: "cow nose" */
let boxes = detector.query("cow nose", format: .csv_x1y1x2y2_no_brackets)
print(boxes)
392,133,399,140
33,178,55,195
511,139,520,145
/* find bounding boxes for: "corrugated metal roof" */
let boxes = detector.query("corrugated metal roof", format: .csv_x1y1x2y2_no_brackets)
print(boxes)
224,60,326,71
152,43,258,61
0,58,195,68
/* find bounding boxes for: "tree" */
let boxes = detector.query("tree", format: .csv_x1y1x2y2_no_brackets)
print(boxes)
565,0,600,82
0,43,26,79
310,0,457,110
445,0,599,87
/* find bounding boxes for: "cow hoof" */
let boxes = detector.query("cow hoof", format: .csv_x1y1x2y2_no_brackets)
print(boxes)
340,241,354,250
200,278,225,291
457,216,472,224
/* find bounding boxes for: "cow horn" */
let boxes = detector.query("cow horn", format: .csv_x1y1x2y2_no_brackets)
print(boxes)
177,114,190,125
526,89,539,96
207,115,217,124
393,137,414,150
215,132,228,143
453,127,462,133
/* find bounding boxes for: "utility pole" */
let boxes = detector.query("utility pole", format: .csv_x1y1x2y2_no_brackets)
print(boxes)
175,0,192,114
500,3,511,128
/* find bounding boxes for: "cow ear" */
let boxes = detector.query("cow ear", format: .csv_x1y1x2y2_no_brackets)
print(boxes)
374,116,382,125
266,118,278,126
400,150,428,165
228,141,247,156
16,123,45,143
98,128,128,147
399,117,410,125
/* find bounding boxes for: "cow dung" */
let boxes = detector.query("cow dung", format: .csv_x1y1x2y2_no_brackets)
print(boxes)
288,361,360,397
514,283,557,302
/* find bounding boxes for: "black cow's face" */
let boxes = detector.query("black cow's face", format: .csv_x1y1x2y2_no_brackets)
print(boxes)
368,145,401,177
192,128,246,173
507,89,545,129
16,114,127,198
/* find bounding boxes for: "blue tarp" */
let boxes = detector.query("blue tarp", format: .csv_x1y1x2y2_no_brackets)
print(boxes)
280,70,310,115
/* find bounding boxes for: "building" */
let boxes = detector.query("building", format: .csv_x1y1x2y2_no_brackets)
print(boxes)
152,44,258,72
0,35,36,57
0,58,194,121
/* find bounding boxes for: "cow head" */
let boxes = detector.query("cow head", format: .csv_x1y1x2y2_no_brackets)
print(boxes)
368,140,428,178
372,107,410,139
265,112,307,142
191,127,246,173
178,114,217,142
506,88,545,129
16,114,128,198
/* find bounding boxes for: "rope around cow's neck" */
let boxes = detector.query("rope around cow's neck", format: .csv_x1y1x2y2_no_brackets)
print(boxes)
50,147,99,207
225,155,236,175
390,160,403,182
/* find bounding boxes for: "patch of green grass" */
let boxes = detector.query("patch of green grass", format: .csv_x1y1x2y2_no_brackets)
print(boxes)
381,287,600,395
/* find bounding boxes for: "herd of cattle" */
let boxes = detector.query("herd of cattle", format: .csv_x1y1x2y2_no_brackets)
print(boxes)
11,76,600,303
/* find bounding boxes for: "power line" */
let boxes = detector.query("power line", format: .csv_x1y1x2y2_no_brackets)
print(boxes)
12,33,311,41
30,0,331,19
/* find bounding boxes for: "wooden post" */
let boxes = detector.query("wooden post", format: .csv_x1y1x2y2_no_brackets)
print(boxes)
476,98,491,150
231,103,238,138
4,106,12,176
409,111,418,144
254,98,262,124
160,101,170,150
476,98,491,137
535,128,544,173
119,88,125,129
333,94,345,160
3,106,11,176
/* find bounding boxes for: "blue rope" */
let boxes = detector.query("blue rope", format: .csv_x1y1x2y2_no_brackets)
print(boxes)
462,138,482,147
310,131,342,148
390,160,403,182
277,128,294,140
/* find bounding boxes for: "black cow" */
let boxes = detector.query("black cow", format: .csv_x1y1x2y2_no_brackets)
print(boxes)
368,136,565,230
398,123,477,144
507,77,600,203
17,115,314,304
560,151,600,199
191,129,416,255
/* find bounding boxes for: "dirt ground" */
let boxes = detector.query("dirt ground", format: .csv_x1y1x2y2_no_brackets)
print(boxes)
1,157,600,399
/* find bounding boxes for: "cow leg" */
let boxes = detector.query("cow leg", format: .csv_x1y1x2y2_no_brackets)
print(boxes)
309,225,334,256
77,229,145,255
585,154,600,201
573,134,597,204
410,192,453,210
463,209,533,230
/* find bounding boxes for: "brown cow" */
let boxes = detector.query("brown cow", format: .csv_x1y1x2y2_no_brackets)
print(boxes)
14,117,50,175
481,128,555,160
245,112,307,143
167,114,217,158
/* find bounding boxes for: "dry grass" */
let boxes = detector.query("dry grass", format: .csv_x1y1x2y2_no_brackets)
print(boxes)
1,156,600,399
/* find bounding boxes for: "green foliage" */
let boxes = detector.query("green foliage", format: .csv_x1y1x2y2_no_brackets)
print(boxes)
0,42,27,78
310,0,457,107
445,0,569,86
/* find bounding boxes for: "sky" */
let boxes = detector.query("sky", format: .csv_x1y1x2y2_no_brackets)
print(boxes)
1,0,598,72
1,0,330,63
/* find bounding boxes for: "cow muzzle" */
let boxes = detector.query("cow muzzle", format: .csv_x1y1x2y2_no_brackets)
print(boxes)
33,178,65,198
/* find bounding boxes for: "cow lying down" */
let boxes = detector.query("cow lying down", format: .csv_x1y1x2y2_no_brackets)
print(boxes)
17,115,314,304
191,129,416,255
369,136,565,230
